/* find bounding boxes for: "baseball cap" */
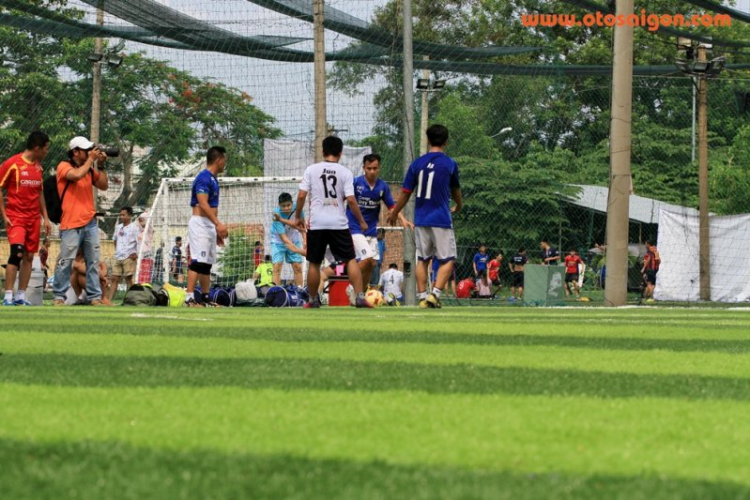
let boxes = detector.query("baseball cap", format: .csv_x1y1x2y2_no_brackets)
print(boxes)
69,136,95,150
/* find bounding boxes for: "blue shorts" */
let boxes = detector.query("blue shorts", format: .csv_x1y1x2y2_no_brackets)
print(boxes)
272,243,304,264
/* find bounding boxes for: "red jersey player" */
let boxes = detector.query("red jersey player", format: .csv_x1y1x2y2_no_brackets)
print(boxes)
563,249,584,298
0,131,52,306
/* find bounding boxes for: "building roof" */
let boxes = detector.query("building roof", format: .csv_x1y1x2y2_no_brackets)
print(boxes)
563,184,699,224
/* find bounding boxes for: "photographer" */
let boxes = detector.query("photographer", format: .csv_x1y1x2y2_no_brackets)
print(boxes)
52,136,109,306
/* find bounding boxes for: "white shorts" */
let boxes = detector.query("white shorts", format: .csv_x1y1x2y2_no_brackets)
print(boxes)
415,226,456,262
352,233,379,261
188,216,217,265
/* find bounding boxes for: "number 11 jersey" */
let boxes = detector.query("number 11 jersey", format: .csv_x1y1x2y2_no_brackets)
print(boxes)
402,151,460,228
299,161,355,230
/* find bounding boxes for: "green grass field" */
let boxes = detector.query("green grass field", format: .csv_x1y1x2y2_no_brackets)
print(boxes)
2,307,750,499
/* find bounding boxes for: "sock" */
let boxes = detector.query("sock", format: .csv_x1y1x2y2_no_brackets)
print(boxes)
4,290,13,301
357,292,366,299
202,293,210,304
15,290,25,302
432,287,442,298
418,292,428,300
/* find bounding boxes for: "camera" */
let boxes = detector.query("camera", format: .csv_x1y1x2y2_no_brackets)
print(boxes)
96,145,120,157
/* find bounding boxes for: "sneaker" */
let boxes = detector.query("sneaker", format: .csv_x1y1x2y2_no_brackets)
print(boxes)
2,299,15,306
304,297,321,308
419,298,429,309
424,293,442,309
13,299,32,306
355,296,373,309
184,297,204,308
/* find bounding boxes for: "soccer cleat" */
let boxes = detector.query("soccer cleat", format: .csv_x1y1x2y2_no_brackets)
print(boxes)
304,297,321,308
3,299,15,306
424,293,442,309
355,296,373,309
419,298,429,309
13,299,32,306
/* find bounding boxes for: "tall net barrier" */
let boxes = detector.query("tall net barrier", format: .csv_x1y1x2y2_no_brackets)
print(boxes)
1,0,750,304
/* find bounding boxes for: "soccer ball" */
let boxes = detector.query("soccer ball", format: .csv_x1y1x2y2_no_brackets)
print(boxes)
365,289,385,307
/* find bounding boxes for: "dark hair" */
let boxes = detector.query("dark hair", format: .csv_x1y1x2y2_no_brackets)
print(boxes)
120,206,133,216
389,263,398,269
519,247,526,253
207,146,226,165
176,236,182,242
540,239,549,245
363,153,381,165
426,124,449,147
254,240,261,246
278,192,293,204
26,131,49,150
264,254,272,262
479,244,486,249
645,240,653,246
322,136,343,157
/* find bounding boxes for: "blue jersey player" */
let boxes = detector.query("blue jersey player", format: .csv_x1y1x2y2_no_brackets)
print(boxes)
185,146,228,307
389,124,463,308
347,153,412,286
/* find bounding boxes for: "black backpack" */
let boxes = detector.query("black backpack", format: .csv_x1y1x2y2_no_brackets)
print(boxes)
43,162,93,224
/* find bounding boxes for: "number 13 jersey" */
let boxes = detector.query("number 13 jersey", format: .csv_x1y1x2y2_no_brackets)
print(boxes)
402,152,460,228
300,161,355,230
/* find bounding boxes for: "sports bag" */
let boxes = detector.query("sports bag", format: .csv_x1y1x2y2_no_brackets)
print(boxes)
162,283,187,307
122,283,158,306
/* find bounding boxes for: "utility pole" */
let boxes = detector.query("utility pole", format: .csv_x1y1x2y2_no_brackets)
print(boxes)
313,0,327,163
402,0,416,305
604,0,634,307
419,57,429,155
91,5,104,211
697,44,711,301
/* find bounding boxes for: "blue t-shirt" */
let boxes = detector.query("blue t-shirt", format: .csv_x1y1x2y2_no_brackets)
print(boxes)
473,252,489,272
403,152,460,228
190,169,219,208
271,204,303,246
347,176,395,237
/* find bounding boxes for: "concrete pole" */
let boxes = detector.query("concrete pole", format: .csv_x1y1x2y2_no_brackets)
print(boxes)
604,0,635,307
90,6,104,212
697,45,711,301
313,0,327,163
402,0,416,305
419,57,429,155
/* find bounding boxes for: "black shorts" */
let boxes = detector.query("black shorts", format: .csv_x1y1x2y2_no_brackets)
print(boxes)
491,278,502,287
307,229,355,265
512,271,524,288
645,269,657,285
565,273,578,283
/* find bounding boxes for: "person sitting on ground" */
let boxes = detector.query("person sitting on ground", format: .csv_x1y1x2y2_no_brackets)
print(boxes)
71,249,112,305
475,269,493,299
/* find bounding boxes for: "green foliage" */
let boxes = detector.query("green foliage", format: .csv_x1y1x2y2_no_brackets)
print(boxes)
217,230,255,285
711,125,750,214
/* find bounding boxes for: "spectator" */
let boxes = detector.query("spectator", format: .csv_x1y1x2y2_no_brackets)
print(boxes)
540,240,560,265
136,212,155,283
475,269,493,298
378,262,404,305
509,247,528,301
253,240,263,268
564,248,584,299
473,244,489,277
71,249,112,306
254,254,274,288
641,240,660,302
171,236,185,284
271,192,304,287
52,136,109,306
108,206,139,302
487,251,503,295
455,277,477,299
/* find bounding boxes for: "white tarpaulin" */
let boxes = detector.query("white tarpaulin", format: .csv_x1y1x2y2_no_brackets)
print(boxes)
655,210,750,302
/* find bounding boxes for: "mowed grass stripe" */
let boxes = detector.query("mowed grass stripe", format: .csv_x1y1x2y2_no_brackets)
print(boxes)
3,438,749,500
2,384,750,484
3,353,750,401
4,332,750,378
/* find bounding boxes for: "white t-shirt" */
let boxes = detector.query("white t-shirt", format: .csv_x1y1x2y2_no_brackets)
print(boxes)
379,269,404,297
113,222,139,260
299,161,354,230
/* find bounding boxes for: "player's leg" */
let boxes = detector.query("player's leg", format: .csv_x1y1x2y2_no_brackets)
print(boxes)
14,219,39,304
415,259,429,295
124,257,135,289
185,216,212,306
427,228,457,308
287,248,305,287
329,230,370,307
108,260,122,301
304,230,326,307
4,221,28,304
414,227,434,303
352,234,377,286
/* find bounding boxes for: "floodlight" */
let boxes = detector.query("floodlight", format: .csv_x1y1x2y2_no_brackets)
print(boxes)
432,79,446,90
416,79,430,90
87,53,103,63
106,55,123,68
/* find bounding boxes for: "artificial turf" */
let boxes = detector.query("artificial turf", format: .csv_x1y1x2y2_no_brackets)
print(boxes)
1,307,749,499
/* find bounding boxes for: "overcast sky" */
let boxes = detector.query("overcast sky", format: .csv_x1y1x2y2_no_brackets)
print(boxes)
73,0,750,141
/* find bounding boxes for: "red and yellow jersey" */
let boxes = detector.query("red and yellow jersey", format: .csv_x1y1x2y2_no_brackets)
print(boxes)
564,254,583,274
0,153,43,221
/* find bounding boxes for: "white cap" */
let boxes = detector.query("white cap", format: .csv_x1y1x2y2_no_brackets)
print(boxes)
69,136,94,150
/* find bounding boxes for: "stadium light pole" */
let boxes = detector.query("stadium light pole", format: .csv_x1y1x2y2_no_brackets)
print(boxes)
313,0,327,163
402,0,416,306
604,0,634,307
